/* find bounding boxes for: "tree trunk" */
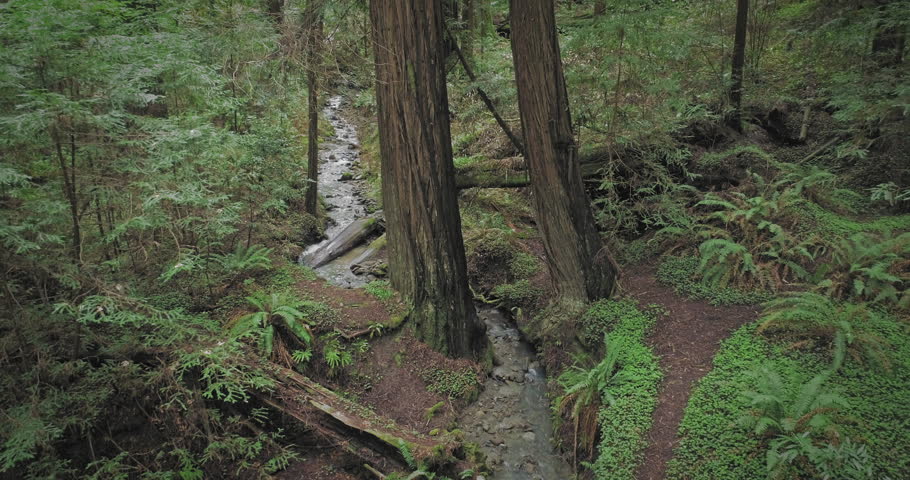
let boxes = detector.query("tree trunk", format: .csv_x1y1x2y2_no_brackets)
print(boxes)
728,0,749,132
594,0,605,16
509,0,617,303
266,0,283,23
370,0,484,357
462,0,476,63
304,3,322,215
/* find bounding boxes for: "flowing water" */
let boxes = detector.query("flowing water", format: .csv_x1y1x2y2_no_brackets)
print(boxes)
304,96,570,479
461,308,573,480
299,95,371,288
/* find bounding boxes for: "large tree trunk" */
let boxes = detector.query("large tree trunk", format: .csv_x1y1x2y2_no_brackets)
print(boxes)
728,0,749,132
370,0,483,357
303,3,322,215
509,0,617,303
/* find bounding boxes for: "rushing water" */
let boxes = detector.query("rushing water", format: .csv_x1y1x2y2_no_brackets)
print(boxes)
305,96,570,479
299,95,371,288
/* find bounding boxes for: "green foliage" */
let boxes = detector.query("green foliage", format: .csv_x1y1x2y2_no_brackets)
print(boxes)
490,279,542,311
422,368,481,400
816,231,910,308
758,293,889,368
869,182,910,209
668,312,910,479
212,244,273,277
556,334,631,456
578,299,661,480
693,170,826,289
231,292,313,365
365,279,395,301
657,255,772,305
738,367,847,439
320,333,354,374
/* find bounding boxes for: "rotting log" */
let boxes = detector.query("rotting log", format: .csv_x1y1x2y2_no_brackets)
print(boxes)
303,215,383,268
258,366,454,468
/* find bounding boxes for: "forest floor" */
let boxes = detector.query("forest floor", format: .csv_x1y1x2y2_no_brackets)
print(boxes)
622,265,758,480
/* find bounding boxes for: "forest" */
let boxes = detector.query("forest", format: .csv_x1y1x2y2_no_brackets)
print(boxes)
0,0,908,479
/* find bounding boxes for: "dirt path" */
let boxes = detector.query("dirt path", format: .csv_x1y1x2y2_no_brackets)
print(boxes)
623,266,758,480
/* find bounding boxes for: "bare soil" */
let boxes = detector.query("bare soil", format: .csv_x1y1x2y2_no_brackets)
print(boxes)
623,265,758,480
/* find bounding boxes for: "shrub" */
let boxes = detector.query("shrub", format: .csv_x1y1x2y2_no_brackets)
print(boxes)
230,292,313,365
757,293,889,369
815,231,910,309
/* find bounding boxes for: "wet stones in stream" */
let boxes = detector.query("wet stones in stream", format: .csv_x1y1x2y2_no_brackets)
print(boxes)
461,309,572,480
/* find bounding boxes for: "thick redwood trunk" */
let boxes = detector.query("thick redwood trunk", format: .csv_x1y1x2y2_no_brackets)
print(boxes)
303,4,322,215
729,0,748,132
370,0,483,357
509,0,617,302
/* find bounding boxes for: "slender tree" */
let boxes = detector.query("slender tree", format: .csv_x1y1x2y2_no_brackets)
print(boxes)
509,0,618,303
370,0,483,357
729,0,749,132
594,0,606,16
303,1,322,215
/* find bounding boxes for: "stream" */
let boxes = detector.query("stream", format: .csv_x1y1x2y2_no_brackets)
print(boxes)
302,96,570,479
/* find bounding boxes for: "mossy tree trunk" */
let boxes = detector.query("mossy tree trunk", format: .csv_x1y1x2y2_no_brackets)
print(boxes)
370,0,483,357
303,2,322,216
729,0,749,132
509,0,617,303
594,0,605,16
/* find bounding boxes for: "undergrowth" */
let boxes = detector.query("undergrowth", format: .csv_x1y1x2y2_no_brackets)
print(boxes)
666,314,910,479
571,298,661,480
657,255,772,306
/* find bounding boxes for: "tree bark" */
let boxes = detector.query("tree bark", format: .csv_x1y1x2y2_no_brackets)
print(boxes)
594,0,605,16
728,0,749,132
370,0,483,357
462,0,476,63
304,3,322,215
509,0,617,302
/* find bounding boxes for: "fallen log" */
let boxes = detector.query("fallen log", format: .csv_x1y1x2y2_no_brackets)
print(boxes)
351,233,387,267
303,215,383,268
454,154,607,189
258,366,455,470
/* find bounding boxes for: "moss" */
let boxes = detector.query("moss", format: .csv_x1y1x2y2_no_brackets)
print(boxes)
491,279,542,311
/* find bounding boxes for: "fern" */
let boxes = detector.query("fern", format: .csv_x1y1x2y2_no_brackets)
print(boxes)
817,231,910,308
232,293,313,363
555,334,631,457
212,244,273,275
757,292,889,368
738,366,847,439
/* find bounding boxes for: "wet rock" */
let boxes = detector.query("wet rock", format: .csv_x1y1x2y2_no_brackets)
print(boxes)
350,260,387,277
339,172,354,181
348,143,358,150
521,431,536,442
492,366,524,383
